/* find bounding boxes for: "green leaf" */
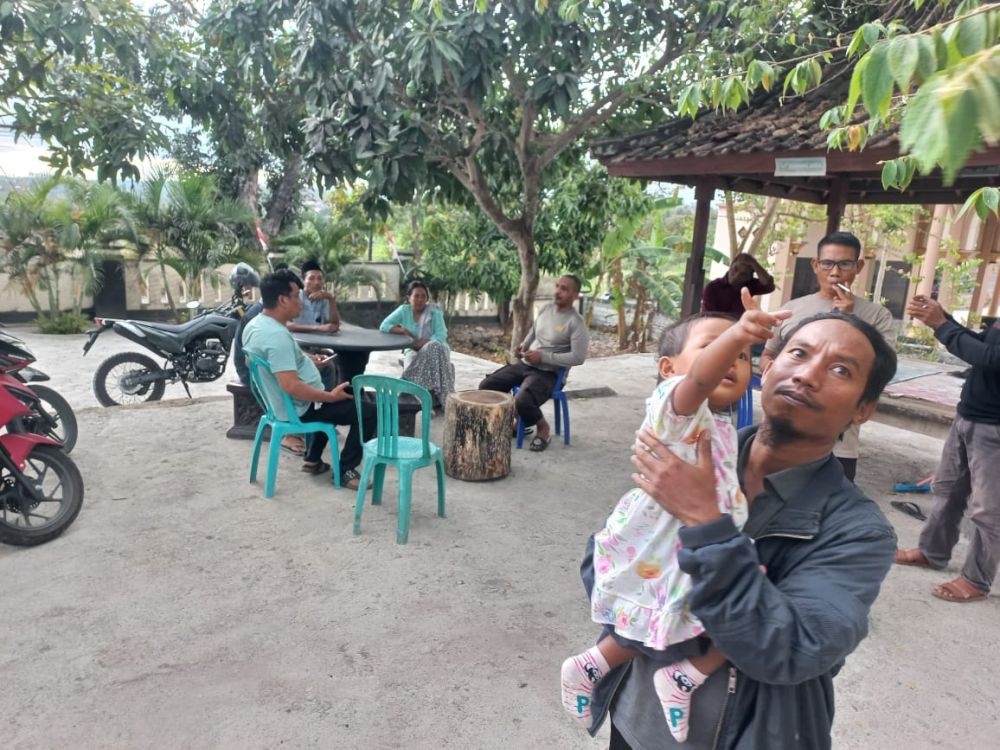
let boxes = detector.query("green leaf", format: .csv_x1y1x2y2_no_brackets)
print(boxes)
847,27,866,59
985,187,1000,214
940,88,979,184
915,34,938,82
900,81,947,174
861,22,881,48
861,43,893,118
881,159,898,190
955,13,987,57
887,36,919,90
847,52,868,114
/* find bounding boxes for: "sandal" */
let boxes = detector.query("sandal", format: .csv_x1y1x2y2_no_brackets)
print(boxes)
890,500,928,521
894,548,936,568
341,468,372,490
281,440,306,457
301,460,330,475
528,435,550,452
931,576,988,603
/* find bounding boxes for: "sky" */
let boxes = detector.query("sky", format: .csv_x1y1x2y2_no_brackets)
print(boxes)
0,130,56,180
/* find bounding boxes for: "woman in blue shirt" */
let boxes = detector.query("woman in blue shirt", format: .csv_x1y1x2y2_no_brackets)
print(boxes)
380,280,454,413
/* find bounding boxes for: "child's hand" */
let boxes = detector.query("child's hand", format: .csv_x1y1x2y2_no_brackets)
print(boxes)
737,287,791,344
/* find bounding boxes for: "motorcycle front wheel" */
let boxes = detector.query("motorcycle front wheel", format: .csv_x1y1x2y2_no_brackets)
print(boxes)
0,444,84,546
8,384,79,453
93,352,167,407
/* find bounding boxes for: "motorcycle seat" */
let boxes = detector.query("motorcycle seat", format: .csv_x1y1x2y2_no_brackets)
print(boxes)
131,319,204,334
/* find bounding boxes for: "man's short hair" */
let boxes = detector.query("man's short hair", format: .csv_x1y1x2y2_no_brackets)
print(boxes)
259,269,303,309
818,231,862,260
561,274,582,293
658,312,737,358
300,259,322,276
774,312,897,404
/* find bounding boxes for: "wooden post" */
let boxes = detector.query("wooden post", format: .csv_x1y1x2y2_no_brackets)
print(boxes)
443,390,515,481
681,182,715,318
825,177,847,236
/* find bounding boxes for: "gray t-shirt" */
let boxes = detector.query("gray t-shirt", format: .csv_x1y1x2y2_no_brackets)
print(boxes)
612,663,732,750
520,303,589,372
762,292,896,459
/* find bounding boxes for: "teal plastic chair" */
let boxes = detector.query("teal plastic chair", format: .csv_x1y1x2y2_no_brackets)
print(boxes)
246,353,341,498
351,374,445,544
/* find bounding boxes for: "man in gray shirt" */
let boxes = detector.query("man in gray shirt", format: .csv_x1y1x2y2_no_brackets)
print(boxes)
759,231,896,482
479,275,589,451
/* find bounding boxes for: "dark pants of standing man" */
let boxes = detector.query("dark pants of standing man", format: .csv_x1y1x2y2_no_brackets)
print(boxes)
300,399,376,471
919,414,1000,593
479,363,558,428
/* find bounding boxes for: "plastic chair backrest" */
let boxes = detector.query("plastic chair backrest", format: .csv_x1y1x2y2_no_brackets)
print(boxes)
246,352,303,425
352,374,433,459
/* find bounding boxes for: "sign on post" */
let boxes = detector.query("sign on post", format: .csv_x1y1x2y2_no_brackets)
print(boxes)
774,157,827,177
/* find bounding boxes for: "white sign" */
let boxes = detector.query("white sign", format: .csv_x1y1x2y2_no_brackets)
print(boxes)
774,157,828,177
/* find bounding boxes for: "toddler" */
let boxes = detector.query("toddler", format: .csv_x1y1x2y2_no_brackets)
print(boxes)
561,290,788,742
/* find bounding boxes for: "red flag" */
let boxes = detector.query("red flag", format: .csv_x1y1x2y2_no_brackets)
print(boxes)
255,222,269,253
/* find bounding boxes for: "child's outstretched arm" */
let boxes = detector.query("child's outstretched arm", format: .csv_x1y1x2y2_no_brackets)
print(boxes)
673,288,790,416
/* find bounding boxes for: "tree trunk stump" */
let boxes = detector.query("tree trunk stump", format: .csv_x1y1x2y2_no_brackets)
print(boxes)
443,390,515,481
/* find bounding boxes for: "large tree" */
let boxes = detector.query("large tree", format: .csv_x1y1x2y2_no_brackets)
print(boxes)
278,0,810,346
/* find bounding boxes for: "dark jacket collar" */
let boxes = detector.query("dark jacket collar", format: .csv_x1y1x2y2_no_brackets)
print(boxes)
737,425,847,540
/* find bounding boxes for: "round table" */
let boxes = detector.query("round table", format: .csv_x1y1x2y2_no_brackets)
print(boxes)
292,324,412,353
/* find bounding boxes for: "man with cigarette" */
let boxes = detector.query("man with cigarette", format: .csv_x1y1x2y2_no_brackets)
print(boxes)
760,231,895,481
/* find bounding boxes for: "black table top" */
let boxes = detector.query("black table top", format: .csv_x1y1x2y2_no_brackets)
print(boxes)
293,324,412,353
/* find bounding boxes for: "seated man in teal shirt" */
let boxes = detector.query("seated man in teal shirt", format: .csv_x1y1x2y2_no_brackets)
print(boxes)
242,269,375,489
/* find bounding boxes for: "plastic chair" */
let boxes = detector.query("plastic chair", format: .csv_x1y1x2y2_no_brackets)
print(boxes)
351,374,445,544
514,367,570,448
246,353,341,498
735,374,762,430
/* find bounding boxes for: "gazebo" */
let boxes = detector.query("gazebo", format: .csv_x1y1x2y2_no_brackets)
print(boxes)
591,75,1000,317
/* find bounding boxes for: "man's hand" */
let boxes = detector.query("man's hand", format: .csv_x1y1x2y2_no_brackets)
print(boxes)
906,294,947,329
522,349,543,365
327,381,353,402
315,322,339,333
308,290,334,302
308,352,331,369
830,283,855,314
738,288,790,345
630,427,721,527
513,345,524,359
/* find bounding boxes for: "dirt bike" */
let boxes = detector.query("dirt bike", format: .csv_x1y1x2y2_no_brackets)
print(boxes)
0,329,78,453
0,371,84,546
82,263,259,407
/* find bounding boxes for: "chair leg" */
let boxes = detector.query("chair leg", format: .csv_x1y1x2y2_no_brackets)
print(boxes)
249,419,267,483
264,428,283,499
353,459,376,536
562,398,570,446
435,458,446,518
372,463,387,505
324,427,341,488
553,399,561,436
397,465,414,544
516,416,525,449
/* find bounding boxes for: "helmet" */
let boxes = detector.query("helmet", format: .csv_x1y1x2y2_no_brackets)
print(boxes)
229,262,260,292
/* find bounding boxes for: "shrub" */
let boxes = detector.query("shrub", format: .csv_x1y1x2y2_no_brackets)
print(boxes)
36,312,91,335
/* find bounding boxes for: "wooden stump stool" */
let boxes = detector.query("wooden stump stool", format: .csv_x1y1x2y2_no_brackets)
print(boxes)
443,390,515,481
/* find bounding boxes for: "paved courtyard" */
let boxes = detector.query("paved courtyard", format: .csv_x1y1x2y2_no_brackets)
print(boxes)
2,327,997,749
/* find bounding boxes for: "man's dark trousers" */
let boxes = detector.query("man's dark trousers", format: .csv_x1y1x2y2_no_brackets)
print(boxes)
300,400,375,471
479,363,558,427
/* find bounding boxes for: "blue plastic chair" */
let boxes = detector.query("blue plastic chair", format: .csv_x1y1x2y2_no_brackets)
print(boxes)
736,374,762,429
514,367,570,448
351,375,445,544
246,353,341,498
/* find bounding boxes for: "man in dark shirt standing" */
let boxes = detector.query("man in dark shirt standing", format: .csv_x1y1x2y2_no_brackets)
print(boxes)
896,294,1000,603
701,253,775,317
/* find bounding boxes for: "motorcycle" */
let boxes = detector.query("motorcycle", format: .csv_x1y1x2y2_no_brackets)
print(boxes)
83,263,260,407
0,371,85,546
0,329,78,453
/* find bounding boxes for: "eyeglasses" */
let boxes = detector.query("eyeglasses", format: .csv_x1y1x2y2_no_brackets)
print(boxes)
817,259,858,271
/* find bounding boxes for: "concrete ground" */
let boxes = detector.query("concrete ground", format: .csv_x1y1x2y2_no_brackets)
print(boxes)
2,327,998,749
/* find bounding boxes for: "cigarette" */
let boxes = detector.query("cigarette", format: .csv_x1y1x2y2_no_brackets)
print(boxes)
835,283,851,294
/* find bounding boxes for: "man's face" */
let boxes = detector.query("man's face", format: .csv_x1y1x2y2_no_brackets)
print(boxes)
760,318,878,441
811,243,862,295
728,259,753,286
279,282,304,318
554,276,580,307
303,270,325,294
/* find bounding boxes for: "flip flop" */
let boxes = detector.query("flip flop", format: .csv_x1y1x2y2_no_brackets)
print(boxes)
301,460,330,475
528,435,550,452
931,577,988,603
281,442,306,457
890,500,928,521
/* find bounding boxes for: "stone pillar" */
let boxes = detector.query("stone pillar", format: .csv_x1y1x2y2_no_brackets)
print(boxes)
916,205,952,297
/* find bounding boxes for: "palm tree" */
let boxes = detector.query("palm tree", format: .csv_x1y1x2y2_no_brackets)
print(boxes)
0,177,64,317
130,170,257,320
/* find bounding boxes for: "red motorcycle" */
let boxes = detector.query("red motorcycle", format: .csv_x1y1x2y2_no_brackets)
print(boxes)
0,373,84,546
